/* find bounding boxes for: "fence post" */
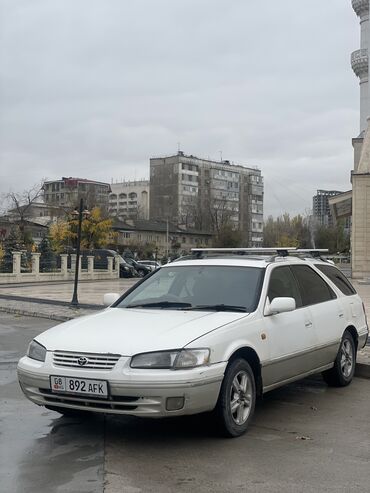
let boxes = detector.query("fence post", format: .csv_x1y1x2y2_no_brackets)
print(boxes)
12,252,22,281
107,256,114,275
87,256,94,278
60,254,68,278
31,252,41,280
114,255,120,278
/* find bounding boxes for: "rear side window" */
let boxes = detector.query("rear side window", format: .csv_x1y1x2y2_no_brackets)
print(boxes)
314,264,356,296
291,265,336,306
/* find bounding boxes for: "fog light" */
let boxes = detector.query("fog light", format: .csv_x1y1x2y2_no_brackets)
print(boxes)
166,396,185,411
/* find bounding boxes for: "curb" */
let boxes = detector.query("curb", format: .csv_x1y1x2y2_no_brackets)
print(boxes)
0,306,76,322
355,362,370,379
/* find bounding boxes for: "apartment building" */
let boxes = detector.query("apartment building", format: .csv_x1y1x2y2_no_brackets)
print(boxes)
43,177,111,211
149,152,263,246
108,180,149,220
312,190,344,226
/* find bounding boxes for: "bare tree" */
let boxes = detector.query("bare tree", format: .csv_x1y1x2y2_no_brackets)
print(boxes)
5,180,44,239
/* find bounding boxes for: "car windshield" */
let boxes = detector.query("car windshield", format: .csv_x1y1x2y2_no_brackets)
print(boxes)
116,265,264,312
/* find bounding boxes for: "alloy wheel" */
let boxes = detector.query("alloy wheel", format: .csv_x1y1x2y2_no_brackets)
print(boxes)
229,370,252,425
340,339,354,378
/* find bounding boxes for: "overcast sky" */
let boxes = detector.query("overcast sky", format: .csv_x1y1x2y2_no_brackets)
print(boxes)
0,0,361,216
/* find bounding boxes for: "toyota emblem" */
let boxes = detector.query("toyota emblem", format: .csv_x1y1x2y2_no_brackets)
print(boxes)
78,356,88,366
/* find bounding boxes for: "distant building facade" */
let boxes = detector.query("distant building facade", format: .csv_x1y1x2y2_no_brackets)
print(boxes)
43,177,111,211
0,217,48,245
312,190,344,226
7,202,65,222
149,152,264,247
108,180,149,220
112,218,213,256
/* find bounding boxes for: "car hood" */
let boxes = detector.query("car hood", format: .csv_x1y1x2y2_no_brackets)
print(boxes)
36,308,248,355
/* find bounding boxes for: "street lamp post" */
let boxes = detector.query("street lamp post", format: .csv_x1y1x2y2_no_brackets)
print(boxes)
70,198,89,306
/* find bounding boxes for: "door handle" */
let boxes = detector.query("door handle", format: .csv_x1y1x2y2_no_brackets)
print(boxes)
305,321,313,328
339,313,344,318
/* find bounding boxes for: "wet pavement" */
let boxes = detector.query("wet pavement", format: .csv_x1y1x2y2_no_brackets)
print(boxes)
1,312,370,493
0,313,104,493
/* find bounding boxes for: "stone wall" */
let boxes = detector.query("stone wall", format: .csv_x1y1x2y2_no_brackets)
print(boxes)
0,252,120,284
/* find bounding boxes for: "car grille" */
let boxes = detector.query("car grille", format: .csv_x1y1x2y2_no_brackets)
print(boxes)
53,351,121,370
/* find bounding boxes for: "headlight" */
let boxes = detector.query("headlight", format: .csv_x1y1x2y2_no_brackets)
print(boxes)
27,340,47,362
130,349,210,369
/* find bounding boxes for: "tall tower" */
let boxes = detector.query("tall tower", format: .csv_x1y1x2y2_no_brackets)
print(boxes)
351,0,370,278
351,0,370,135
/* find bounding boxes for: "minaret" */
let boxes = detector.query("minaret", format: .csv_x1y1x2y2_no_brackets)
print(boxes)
351,0,370,278
351,0,370,137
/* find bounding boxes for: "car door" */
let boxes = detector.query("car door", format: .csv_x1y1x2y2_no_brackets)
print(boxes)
290,265,344,368
262,265,318,390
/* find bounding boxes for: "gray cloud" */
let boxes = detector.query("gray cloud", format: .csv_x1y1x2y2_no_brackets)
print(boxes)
0,0,360,215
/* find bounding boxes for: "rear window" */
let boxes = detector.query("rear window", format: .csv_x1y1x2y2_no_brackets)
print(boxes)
314,264,356,296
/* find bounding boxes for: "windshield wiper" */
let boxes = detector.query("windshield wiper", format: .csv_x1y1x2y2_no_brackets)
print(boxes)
184,304,248,312
125,301,192,309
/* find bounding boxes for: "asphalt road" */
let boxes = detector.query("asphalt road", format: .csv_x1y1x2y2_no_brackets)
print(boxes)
1,312,370,493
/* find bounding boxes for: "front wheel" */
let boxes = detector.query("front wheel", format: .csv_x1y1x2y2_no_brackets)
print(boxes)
213,358,256,438
137,269,145,277
322,331,356,387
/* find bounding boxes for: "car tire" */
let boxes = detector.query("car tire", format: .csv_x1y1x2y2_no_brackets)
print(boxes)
45,405,92,417
137,269,145,277
213,358,256,438
322,330,356,387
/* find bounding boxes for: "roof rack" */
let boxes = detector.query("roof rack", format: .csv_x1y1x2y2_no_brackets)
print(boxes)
190,247,332,262
294,249,330,262
295,249,329,254
191,247,296,258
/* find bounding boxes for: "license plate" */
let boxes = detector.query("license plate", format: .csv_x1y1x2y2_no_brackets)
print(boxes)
50,376,108,398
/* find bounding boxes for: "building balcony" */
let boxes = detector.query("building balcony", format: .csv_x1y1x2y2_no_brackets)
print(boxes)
351,49,368,79
352,0,369,18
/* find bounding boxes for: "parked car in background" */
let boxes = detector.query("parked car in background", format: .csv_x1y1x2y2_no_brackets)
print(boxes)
123,257,151,277
139,260,161,271
80,249,137,278
17,248,368,438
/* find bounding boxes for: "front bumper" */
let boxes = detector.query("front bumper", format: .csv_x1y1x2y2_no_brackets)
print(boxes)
17,355,226,417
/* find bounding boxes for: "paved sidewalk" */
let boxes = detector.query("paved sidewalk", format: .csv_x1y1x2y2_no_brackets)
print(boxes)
0,278,138,321
0,277,369,375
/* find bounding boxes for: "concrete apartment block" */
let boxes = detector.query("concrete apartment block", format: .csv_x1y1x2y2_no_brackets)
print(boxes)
149,152,264,247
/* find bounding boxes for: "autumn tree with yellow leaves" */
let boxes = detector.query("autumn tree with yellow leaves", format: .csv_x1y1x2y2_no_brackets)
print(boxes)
69,207,115,250
49,207,115,252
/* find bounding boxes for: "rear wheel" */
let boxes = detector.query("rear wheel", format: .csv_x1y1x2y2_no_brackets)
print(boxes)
213,358,256,438
137,269,145,277
322,330,356,387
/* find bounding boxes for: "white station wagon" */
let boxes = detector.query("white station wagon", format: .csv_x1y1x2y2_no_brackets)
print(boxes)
18,248,369,437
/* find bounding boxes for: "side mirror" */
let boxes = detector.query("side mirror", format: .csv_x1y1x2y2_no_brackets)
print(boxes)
103,293,120,307
265,297,296,316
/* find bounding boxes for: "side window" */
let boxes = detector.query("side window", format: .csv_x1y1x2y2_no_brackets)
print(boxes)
267,266,302,308
291,265,336,306
314,264,356,296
